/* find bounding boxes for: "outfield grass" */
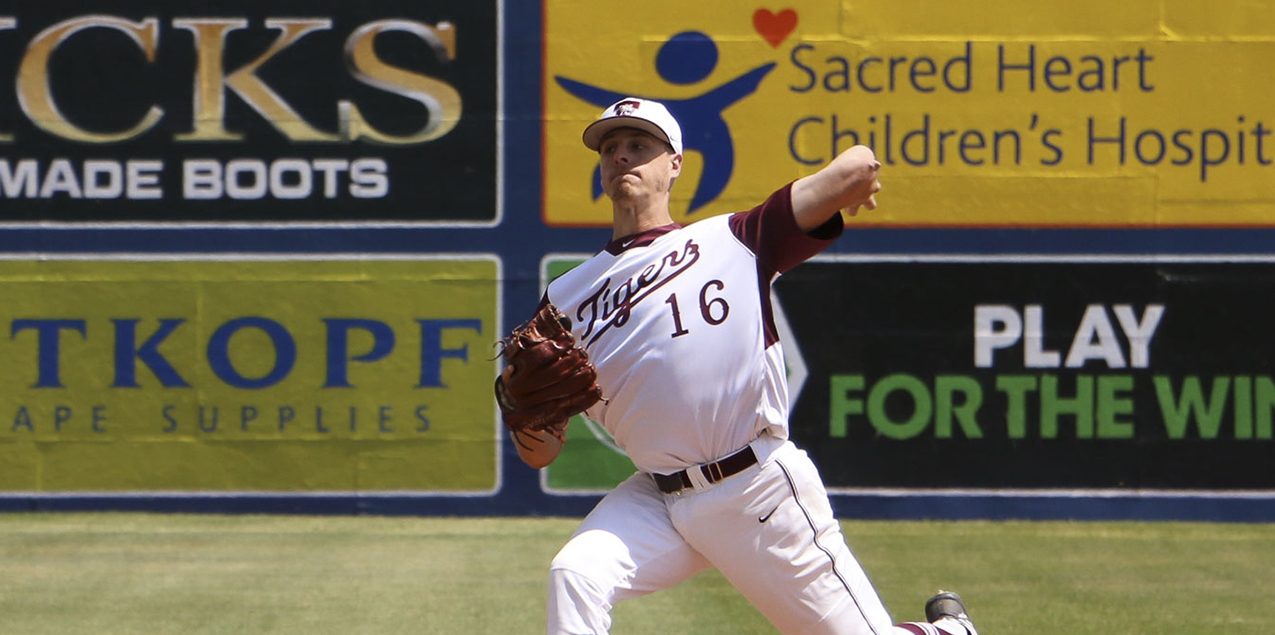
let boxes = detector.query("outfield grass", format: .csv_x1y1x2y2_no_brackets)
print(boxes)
0,514,1269,634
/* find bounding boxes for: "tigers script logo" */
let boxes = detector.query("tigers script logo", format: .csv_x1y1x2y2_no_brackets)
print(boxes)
576,238,701,346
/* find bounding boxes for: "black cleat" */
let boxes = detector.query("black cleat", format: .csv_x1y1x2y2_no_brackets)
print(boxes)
925,591,977,635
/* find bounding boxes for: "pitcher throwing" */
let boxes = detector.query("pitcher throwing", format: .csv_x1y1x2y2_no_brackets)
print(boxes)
503,97,980,635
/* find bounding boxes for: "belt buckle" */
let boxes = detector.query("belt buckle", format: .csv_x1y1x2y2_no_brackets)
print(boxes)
704,460,725,483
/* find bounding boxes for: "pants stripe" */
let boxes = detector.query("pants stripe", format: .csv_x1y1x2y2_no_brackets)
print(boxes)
775,458,882,635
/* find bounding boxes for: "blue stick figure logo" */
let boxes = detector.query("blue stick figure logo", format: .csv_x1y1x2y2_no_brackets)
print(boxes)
556,31,776,215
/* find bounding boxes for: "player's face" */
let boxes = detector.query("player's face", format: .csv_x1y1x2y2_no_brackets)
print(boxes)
598,129,682,202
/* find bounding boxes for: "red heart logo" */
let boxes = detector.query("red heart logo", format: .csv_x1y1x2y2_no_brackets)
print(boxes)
753,8,798,48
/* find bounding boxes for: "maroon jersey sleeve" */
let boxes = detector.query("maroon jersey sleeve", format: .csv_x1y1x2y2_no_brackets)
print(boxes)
727,182,844,275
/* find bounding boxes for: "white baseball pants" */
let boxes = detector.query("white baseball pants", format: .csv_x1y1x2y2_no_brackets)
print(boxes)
547,435,921,635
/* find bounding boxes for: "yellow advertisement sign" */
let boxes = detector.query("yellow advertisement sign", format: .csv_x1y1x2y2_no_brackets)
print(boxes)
544,0,1275,227
0,257,499,493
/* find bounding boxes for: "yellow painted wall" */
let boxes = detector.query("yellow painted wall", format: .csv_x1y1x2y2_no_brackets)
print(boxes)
0,259,500,492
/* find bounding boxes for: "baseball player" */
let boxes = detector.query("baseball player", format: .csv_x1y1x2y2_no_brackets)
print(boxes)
512,97,980,635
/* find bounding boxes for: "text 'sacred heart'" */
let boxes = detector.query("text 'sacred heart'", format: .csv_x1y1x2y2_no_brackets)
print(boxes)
753,8,797,48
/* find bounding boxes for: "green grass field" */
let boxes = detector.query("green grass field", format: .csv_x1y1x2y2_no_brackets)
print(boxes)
0,513,1269,634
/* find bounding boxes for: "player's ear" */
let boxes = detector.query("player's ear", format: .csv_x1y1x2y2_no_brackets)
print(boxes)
669,152,683,178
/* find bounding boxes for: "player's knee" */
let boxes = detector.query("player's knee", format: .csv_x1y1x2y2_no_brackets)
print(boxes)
549,565,612,612
548,563,590,591
549,541,614,603
550,537,586,573
549,548,600,589
550,529,619,582
547,566,614,635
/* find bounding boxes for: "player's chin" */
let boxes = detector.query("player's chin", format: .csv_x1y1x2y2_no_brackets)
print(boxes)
609,180,640,200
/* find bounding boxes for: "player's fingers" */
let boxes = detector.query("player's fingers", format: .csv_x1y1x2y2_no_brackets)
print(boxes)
864,195,877,211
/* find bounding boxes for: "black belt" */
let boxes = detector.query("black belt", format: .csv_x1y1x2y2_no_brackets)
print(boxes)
652,446,758,494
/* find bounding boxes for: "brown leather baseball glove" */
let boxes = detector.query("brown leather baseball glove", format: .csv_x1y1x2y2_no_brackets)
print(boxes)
494,303,603,433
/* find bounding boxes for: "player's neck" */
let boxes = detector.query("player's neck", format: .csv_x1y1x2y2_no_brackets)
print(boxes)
611,198,674,239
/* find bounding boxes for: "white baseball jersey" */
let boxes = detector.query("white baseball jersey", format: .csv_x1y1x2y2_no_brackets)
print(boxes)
546,184,842,475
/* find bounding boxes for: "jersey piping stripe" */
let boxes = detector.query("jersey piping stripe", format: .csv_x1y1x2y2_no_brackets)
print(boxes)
727,211,782,349
775,459,884,635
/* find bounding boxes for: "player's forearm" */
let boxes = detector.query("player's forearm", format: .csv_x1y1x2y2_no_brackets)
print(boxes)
790,145,880,232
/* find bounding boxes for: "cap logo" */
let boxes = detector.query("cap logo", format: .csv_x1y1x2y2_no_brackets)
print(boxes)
613,100,641,116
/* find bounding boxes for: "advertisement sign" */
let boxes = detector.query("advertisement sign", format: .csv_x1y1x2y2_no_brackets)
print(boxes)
776,257,1275,492
543,0,1274,227
0,257,500,492
0,1,498,224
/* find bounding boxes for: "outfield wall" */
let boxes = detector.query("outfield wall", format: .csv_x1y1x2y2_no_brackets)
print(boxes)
1,0,1273,521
